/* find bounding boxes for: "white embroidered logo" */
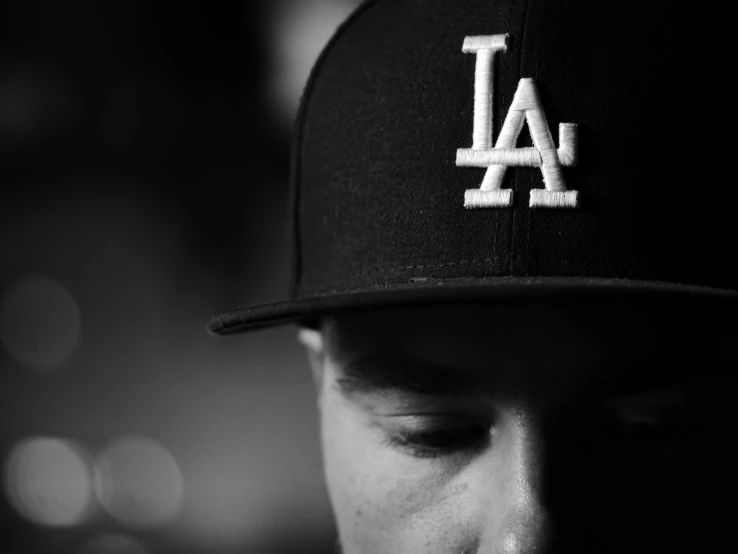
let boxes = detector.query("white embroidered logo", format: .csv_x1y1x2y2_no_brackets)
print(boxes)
456,34,579,209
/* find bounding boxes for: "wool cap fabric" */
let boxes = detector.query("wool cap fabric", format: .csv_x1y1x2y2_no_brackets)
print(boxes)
209,0,734,334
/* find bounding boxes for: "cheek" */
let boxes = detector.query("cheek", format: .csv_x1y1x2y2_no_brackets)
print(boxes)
319,394,485,554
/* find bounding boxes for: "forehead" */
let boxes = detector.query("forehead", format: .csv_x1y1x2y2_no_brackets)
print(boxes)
323,301,731,394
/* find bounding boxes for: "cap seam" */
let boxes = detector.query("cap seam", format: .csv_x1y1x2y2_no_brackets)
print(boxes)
509,0,533,276
288,0,387,301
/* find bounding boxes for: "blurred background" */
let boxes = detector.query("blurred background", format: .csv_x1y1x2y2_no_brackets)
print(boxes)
0,1,363,552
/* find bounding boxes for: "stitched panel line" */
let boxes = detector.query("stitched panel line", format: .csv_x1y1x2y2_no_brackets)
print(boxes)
390,258,496,271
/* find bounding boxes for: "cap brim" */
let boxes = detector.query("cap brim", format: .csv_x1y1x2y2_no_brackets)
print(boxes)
207,277,738,335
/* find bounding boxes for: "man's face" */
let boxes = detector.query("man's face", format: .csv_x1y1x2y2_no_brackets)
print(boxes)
301,301,734,553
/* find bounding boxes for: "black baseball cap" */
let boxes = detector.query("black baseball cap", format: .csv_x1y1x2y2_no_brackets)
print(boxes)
208,0,734,335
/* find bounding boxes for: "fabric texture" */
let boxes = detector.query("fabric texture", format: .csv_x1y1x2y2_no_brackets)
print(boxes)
208,0,734,335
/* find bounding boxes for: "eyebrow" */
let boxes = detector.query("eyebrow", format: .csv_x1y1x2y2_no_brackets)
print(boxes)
335,356,485,397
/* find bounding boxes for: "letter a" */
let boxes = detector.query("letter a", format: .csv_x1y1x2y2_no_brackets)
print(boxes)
456,35,579,208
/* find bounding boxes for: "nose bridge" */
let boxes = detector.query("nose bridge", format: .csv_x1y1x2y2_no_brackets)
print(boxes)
487,410,552,554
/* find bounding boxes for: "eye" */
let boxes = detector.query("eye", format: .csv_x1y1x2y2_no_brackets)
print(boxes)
382,416,491,459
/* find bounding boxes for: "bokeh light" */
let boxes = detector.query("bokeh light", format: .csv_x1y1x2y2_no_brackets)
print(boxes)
4,437,94,527
268,0,363,124
77,534,148,554
0,275,81,373
0,62,79,147
93,436,184,529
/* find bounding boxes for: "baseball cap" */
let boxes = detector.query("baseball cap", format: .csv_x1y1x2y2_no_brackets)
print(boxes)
209,0,734,335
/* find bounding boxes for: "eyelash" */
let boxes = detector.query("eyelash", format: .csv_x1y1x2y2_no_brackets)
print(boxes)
384,424,490,459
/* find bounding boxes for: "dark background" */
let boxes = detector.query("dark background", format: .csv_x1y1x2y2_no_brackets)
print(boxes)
0,1,362,552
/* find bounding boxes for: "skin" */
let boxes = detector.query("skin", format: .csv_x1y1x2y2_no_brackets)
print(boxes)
298,301,735,554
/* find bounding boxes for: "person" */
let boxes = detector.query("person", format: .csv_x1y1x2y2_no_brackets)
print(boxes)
209,0,735,552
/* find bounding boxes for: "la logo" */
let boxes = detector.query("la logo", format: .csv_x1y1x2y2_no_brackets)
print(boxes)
456,35,579,208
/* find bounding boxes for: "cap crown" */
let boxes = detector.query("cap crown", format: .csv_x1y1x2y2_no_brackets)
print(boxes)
289,0,730,299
